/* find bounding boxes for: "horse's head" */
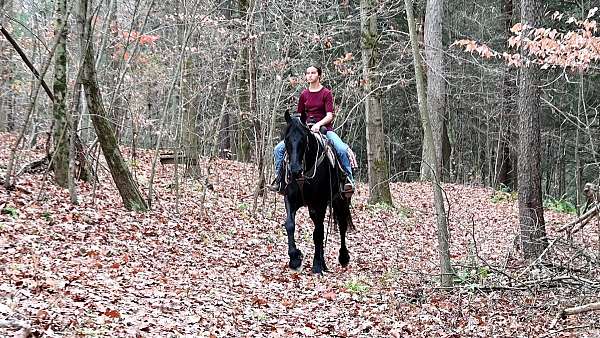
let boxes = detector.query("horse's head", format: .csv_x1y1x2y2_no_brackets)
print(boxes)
284,110,310,179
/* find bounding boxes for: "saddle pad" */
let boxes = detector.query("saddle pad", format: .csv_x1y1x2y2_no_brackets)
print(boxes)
312,132,336,167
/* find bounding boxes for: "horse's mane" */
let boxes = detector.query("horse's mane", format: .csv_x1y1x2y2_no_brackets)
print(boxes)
286,116,308,134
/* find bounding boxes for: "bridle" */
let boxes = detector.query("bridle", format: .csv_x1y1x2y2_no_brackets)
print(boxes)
284,120,328,193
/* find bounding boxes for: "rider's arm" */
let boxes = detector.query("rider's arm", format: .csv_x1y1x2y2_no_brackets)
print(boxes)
315,112,334,129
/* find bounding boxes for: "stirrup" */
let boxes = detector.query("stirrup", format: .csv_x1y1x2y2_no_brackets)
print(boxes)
268,179,285,195
342,181,354,198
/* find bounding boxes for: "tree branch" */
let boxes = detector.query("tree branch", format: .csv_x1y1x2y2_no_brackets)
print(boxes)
0,25,54,101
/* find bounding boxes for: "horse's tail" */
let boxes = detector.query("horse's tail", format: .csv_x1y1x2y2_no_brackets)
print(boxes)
332,195,354,232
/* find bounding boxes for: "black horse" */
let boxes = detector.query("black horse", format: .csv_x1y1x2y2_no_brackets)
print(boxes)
280,111,354,274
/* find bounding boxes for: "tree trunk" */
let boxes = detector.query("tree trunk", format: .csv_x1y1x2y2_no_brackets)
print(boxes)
219,3,234,158
236,0,252,162
420,0,447,181
517,0,547,259
107,0,124,136
405,0,453,286
79,0,148,211
494,0,515,190
177,2,199,166
182,62,199,166
249,31,266,195
51,0,70,187
361,0,393,205
0,0,12,132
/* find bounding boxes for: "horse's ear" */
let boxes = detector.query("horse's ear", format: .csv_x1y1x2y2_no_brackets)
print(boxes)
285,110,292,124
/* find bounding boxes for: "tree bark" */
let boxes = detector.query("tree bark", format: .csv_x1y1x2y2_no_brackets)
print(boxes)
79,0,148,211
249,28,266,195
517,0,547,259
52,0,70,187
236,0,252,162
405,0,453,287
361,0,393,205
107,0,124,136
494,0,515,190
421,0,448,181
219,0,234,157
172,1,199,166
182,57,199,165
0,0,12,132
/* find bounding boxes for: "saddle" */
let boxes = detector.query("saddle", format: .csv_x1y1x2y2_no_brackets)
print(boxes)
312,132,337,168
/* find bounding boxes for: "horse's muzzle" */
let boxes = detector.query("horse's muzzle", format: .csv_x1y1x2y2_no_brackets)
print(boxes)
290,165,303,179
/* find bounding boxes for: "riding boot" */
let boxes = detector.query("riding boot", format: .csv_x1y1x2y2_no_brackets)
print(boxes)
342,177,354,198
343,180,354,193
268,172,285,195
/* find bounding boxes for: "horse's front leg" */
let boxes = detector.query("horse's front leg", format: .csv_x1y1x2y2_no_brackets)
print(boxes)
333,197,351,267
309,205,328,274
284,198,303,270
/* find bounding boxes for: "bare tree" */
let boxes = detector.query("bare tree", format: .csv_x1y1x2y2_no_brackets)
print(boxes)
420,0,447,181
79,0,148,211
517,0,547,259
360,0,392,205
51,0,70,187
405,0,453,286
0,0,14,132
493,0,515,190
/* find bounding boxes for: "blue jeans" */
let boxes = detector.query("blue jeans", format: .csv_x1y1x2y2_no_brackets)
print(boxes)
274,131,353,182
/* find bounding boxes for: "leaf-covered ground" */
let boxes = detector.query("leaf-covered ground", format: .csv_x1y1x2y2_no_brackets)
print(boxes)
1,132,599,337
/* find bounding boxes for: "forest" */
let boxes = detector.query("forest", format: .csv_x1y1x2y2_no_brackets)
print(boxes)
2,0,600,336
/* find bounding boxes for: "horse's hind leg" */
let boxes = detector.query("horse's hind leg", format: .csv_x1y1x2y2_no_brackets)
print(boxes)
284,199,303,270
309,206,328,274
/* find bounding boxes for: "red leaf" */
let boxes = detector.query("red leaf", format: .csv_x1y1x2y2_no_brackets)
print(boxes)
104,309,121,318
36,309,49,320
322,291,336,301
139,34,160,45
252,296,268,306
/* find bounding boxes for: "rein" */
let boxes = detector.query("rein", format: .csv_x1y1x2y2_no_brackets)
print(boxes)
302,132,327,180
284,130,328,186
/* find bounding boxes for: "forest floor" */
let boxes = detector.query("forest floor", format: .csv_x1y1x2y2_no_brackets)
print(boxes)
1,132,600,338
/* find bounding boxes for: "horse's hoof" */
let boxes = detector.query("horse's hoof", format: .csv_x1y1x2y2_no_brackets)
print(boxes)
312,258,327,274
339,249,350,267
289,250,303,270
289,260,302,271
289,263,303,272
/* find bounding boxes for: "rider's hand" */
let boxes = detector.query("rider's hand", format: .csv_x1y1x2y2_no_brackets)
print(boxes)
311,124,320,133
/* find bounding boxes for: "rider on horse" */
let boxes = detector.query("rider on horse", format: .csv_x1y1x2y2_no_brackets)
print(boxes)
269,65,355,195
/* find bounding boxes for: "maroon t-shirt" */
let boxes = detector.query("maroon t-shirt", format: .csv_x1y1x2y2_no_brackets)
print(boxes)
297,87,334,131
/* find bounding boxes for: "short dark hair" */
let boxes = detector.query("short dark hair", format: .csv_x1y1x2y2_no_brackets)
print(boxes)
307,65,322,77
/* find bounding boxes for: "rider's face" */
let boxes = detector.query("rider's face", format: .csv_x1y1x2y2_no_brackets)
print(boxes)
305,67,320,84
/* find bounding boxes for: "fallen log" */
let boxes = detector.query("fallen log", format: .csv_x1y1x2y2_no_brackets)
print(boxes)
558,204,600,232
15,156,49,177
159,152,198,165
561,302,600,317
549,301,600,331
